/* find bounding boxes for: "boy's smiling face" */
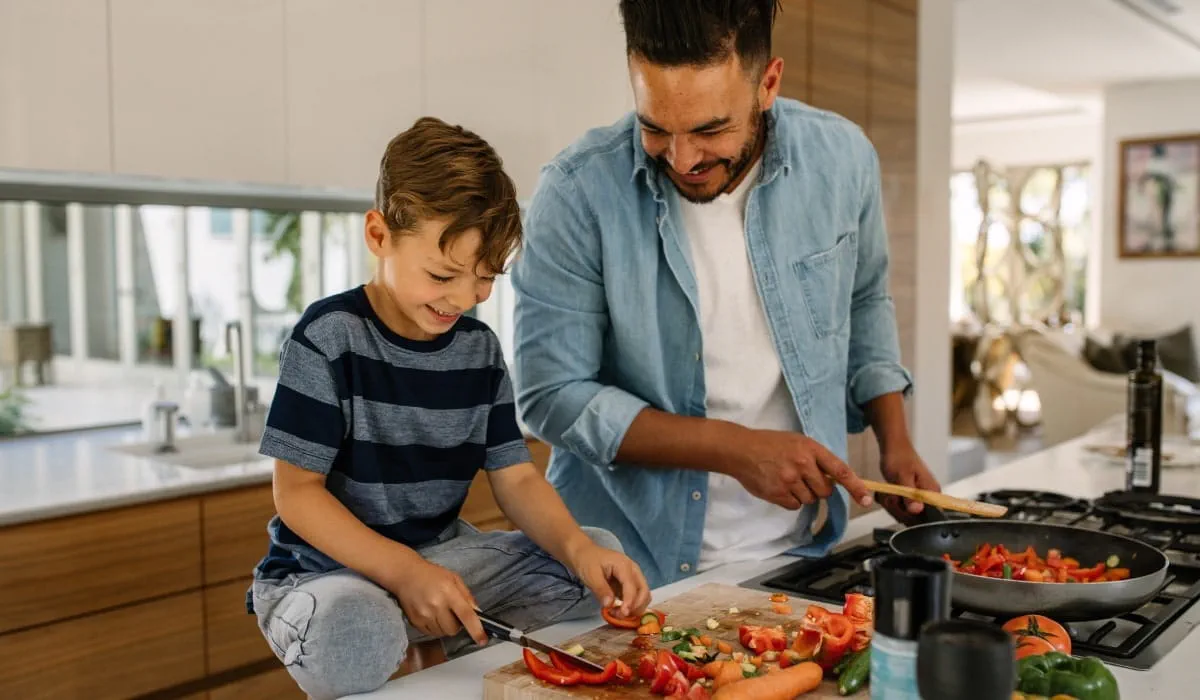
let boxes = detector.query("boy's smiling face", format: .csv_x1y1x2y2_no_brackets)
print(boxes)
365,211,496,341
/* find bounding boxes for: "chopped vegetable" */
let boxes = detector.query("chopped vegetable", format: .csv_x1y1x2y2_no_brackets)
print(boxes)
769,593,789,603
770,602,793,615
710,660,823,699
837,649,871,696
946,544,1132,583
728,607,739,614
737,625,787,654
522,648,582,686
563,643,585,656
814,613,855,670
549,650,628,685
601,606,643,629
706,617,720,630
1016,651,1120,700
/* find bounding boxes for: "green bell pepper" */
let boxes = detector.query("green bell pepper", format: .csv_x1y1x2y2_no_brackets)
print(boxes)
1016,651,1120,700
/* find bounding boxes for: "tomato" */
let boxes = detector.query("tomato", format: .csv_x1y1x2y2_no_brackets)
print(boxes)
650,652,678,693
738,624,787,654
1013,634,1057,660
1002,614,1072,655
601,606,641,629
637,652,657,679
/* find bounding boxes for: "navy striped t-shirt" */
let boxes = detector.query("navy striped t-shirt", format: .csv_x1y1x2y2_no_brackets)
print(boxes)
249,285,531,591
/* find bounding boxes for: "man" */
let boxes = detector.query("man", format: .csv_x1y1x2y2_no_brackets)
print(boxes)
511,0,940,589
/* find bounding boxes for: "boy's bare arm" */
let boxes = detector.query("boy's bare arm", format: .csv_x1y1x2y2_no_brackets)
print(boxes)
487,463,651,616
272,460,487,643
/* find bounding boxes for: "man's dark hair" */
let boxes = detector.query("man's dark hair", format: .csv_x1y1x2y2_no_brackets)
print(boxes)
618,0,782,70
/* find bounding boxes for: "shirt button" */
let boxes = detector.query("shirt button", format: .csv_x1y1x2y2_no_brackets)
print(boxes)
680,563,691,573
691,490,702,501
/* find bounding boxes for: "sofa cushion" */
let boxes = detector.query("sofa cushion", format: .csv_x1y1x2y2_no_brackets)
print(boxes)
1083,324,1200,383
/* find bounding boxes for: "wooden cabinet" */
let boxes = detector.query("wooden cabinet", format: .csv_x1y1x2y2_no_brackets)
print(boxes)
283,0,423,189
0,0,112,172
201,485,276,585
108,0,287,183
0,497,201,635
0,438,555,696
0,591,205,700
205,580,274,674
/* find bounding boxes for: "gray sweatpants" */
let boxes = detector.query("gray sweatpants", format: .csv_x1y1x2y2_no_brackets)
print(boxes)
250,520,621,700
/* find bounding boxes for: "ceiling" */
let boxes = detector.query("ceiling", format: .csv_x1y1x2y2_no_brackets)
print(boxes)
953,0,1200,123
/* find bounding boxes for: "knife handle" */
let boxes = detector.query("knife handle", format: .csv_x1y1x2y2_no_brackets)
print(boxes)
476,609,521,642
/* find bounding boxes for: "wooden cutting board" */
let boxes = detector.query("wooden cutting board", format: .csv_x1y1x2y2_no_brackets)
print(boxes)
482,582,863,699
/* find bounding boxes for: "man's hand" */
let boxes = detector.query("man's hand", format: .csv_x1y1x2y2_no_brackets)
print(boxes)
734,430,874,509
567,542,652,619
387,558,489,646
878,442,941,525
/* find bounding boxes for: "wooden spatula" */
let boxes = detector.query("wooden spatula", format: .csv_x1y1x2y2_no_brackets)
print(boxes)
861,478,1008,518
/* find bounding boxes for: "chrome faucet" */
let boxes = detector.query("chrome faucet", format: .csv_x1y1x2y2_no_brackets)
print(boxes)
225,320,251,443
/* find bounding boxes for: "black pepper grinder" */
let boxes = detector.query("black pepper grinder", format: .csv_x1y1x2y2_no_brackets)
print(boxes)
917,619,1016,700
869,554,952,699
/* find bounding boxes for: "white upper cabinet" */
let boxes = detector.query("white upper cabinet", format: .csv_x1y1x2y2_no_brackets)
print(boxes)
0,0,113,173
284,0,424,191
108,0,287,184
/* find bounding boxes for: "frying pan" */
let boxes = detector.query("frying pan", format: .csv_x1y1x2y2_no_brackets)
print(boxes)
888,519,1170,621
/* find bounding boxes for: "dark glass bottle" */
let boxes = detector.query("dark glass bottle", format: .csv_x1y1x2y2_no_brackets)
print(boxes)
1126,339,1163,494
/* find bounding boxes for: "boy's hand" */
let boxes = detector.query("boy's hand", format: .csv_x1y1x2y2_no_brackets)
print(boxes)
569,543,652,619
389,559,489,646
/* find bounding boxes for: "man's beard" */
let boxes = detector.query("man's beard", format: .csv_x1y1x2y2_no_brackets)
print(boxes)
658,109,764,205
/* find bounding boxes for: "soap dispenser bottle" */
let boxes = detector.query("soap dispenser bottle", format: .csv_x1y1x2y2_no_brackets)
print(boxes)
142,382,166,442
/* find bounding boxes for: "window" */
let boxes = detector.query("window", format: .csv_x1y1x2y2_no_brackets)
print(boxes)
949,161,1091,327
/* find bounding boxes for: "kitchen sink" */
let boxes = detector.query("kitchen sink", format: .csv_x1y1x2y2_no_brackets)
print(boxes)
108,430,268,469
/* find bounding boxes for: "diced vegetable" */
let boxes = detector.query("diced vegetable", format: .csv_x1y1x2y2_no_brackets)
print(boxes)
706,617,720,630
564,643,585,656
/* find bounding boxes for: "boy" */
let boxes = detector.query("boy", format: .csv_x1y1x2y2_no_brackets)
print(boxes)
248,116,651,700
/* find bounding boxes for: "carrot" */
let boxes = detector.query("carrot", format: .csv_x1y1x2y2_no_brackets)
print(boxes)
703,660,728,678
711,661,824,699
717,641,733,654
771,603,793,615
713,662,746,690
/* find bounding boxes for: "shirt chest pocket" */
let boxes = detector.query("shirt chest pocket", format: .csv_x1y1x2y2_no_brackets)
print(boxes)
792,231,858,339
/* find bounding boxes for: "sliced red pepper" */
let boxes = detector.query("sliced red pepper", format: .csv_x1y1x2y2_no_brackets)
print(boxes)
549,651,619,684
601,606,641,629
738,624,787,654
803,605,831,628
662,670,692,697
613,659,633,684
843,593,874,651
684,662,707,682
522,648,581,686
686,682,712,700
1068,563,1107,581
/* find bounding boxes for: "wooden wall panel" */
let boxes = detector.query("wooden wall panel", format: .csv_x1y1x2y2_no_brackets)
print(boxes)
810,0,870,127
773,0,810,103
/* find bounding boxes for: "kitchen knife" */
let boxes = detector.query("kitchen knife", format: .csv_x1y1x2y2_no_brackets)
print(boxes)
475,609,608,674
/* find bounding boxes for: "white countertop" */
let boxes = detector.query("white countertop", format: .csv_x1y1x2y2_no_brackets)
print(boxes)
0,426,273,526
348,435,1200,699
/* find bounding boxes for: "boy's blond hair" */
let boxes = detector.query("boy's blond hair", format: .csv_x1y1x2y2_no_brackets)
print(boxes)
375,117,522,273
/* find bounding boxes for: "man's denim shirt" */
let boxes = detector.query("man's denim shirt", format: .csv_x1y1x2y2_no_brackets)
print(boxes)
511,97,913,589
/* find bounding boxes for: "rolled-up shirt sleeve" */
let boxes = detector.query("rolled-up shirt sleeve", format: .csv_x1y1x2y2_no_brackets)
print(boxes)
510,164,649,466
845,142,914,433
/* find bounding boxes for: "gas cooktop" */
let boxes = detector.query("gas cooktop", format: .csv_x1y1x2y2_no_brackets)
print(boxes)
740,489,1200,670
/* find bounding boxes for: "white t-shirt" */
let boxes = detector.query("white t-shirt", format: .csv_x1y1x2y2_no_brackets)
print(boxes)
677,157,811,572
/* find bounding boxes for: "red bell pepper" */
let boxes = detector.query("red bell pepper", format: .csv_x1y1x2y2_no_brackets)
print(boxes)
601,606,642,629
638,652,658,679
738,624,787,654
522,648,582,686
650,651,678,694
815,613,855,670
549,651,627,685
792,627,823,658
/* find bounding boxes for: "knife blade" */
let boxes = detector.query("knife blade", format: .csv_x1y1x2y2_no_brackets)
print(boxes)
475,609,608,674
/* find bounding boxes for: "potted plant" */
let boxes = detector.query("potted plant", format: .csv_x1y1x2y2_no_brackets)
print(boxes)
0,386,33,437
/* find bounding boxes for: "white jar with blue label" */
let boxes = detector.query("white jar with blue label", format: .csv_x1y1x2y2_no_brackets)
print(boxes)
867,554,951,700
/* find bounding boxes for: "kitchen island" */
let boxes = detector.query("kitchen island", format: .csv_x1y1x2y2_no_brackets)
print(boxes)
351,434,1200,699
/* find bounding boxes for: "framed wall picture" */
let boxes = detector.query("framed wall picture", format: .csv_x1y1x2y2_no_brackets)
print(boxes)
1118,132,1200,258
